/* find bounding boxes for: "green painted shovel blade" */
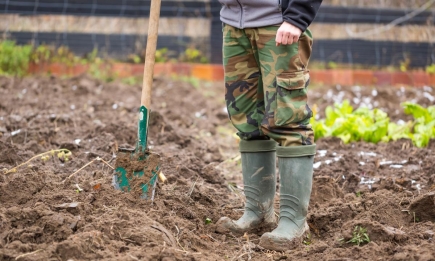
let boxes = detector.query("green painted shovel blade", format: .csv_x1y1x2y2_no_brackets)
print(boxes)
113,163,159,199
113,105,160,199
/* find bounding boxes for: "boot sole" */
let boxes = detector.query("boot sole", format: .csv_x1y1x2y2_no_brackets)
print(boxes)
259,222,309,251
215,217,277,236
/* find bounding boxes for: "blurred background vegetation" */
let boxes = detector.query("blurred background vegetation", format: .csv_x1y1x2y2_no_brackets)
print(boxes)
0,0,434,74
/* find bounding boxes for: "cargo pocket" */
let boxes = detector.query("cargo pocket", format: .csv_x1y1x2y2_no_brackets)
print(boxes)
274,71,311,127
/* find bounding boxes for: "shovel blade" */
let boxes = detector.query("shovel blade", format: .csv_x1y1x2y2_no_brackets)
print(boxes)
113,149,160,200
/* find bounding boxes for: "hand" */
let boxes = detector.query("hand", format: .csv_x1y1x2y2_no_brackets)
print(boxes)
275,22,302,46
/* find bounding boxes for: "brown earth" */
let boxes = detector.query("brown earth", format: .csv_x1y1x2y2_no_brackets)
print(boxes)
0,75,434,261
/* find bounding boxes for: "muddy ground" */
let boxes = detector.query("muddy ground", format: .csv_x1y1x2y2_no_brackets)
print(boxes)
0,75,434,261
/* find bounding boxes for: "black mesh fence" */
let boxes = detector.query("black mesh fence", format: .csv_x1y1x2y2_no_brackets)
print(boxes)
1,0,435,68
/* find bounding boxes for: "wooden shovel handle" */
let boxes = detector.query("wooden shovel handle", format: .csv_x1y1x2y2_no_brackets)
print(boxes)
141,0,161,108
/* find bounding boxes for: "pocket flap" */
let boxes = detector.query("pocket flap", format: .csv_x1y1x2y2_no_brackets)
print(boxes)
276,71,309,90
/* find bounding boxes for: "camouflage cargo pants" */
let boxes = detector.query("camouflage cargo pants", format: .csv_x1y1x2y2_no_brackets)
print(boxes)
223,24,314,147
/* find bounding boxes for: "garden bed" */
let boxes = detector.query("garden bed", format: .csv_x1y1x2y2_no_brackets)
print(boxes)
0,75,434,260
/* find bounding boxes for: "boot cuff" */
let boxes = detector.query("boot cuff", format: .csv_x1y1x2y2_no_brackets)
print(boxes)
239,140,277,152
277,145,316,157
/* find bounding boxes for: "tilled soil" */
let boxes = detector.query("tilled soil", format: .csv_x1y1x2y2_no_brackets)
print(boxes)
0,75,434,261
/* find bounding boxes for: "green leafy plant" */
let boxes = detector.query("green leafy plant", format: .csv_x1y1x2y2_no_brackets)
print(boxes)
0,41,32,76
130,54,141,64
155,48,169,63
172,75,200,89
31,44,53,64
0,41,108,77
426,64,435,74
121,76,141,85
311,100,389,144
399,56,411,72
347,226,370,246
312,100,435,148
205,217,212,224
50,46,77,66
88,57,114,83
85,48,99,63
402,102,435,147
303,233,313,245
179,47,208,64
327,61,338,69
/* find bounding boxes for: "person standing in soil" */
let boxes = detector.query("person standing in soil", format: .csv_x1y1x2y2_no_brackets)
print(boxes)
215,0,323,251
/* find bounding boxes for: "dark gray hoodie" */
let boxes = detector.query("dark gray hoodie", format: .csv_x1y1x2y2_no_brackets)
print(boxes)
218,0,323,31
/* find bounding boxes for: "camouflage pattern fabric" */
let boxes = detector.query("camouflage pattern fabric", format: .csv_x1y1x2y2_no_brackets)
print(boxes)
223,24,314,147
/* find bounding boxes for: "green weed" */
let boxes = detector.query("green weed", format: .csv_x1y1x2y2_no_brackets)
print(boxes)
347,226,370,246
426,64,435,74
172,75,201,89
155,48,170,63
0,41,32,76
179,47,208,64
303,233,313,245
121,76,141,85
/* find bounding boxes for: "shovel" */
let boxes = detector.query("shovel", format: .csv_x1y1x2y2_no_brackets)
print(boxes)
113,0,162,199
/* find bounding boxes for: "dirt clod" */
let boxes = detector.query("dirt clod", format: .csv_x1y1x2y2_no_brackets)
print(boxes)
409,192,435,222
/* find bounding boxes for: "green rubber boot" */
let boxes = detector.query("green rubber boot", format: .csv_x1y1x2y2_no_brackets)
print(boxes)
259,145,316,251
216,139,277,235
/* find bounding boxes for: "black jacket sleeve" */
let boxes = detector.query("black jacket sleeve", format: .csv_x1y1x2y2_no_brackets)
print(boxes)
281,0,323,32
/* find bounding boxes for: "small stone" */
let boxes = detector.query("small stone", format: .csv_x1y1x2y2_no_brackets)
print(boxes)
423,230,434,239
56,202,80,209
9,114,23,123
55,202,81,215
383,226,407,241
69,216,81,230
86,151,101,159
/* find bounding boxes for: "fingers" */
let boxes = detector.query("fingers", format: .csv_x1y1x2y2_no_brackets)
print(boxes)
276,31,291,46
276,31,299,46
282,32,289,45
276,22,302,46
290,35,299,44
275,31,283,46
